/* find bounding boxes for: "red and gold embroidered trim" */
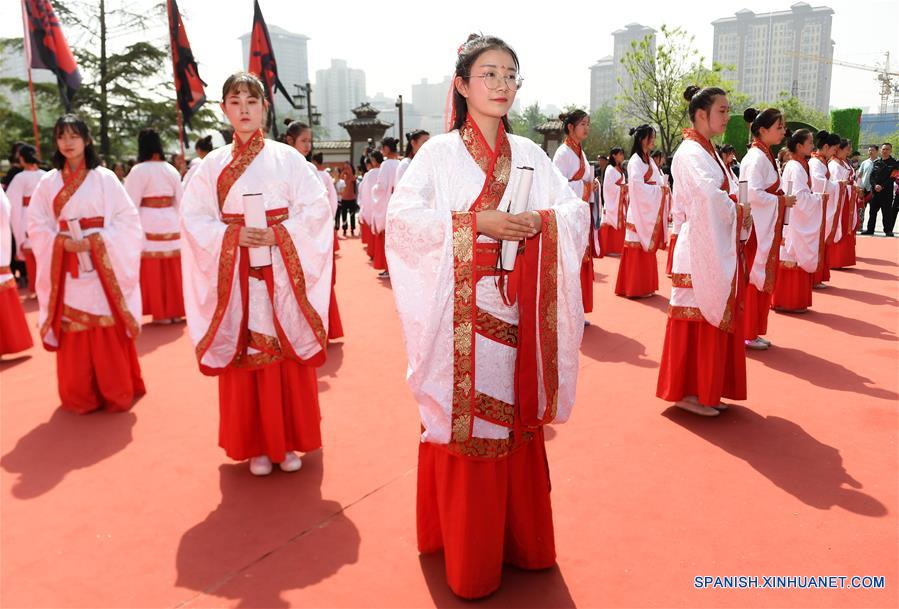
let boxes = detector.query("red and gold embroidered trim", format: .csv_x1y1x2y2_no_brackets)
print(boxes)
39,235,67,347
536,210,559,422
780,260,799,269
87,233,141,339
216,129,265,211
141,196,174,208
450,211,476,443
271,224,328,352
145,232,180,241
0,266,10,275
141,250,181,259
59,217,104,231
668,304,704,321
53,161,87,218
442,430,534,459
475,308,518,347
671,273,693,288
195,224,241,364
565,136,593,202
221,207,289,226
61,305,116,332
474,391,515,427
0,278,15,291
460,116,512,213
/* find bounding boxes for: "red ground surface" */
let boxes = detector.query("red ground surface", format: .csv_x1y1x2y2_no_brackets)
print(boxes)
1,235,897,609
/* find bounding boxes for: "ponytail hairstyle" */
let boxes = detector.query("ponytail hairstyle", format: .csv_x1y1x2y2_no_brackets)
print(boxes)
370,150,384,165
743,106,784,137
786,128,813,153
404,129,430,158
381,137,399,154
195,135,214,154
51,114,102,170
628,124,655,162
286,120,311,140
609,146,624,168
451,33,520,133
813,129,841,151
838,137,851,151
17,143,39,165
137,128,165,163
683,84,727,122
560,109,589,138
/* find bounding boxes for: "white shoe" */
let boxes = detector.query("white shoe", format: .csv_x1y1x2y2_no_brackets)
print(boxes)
745,337,769,350
279,452,303,473
813,282,827,289
675,399,720,417
249,456,273,476
758,336,772,347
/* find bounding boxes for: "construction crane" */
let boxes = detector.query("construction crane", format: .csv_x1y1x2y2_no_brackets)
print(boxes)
790,51,899,114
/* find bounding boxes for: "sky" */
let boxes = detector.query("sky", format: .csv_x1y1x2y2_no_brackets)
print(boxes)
3,0,899,115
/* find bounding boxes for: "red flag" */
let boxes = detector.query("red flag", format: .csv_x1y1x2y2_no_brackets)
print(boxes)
167,0,206,127
21,0,81,111
248,0,297,134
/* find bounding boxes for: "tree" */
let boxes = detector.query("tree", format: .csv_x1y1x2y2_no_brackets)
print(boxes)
509,102,547,144
758,93,830,131
583,103,630,160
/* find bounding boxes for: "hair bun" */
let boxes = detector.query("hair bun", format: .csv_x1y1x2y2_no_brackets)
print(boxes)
784,128,794,138
818,130,829,138
628,127,637,136
743,107,759,123
683,85,701,101
558,112,568,122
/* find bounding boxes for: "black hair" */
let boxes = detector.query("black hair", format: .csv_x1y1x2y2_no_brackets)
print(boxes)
651,150,664,160
868,144,879,150
371,150,384,164
451,33,520,132
628,124,655,161
17,144,39,165
609,147,624,168
719,144,735,155
286,121,311,140
51,114,101,170
195,135,214,153
8,141,26,164
405,129,430,158
743,107,784,137
814,130,841,150
683,85,727,122
137,128,165,163
883,142,893,148
838,138,850,150
560,109,589,137
381,137,399,154
786,128,813,154
311,152,324,165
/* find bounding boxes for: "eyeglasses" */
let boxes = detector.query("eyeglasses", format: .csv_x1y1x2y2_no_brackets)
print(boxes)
467,72,524,91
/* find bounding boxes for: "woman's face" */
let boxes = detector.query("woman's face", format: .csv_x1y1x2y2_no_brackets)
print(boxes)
642,132,656,154
704,95,731,136
795,136,813,157
220,86,266,137
759,117,786,147
290,128,312,156
571,117,590,142
455,49,518,123
56,127,86,163
614,151,624,166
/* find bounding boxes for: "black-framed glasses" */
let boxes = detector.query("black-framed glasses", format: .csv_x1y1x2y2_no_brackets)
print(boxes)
467,72,524,91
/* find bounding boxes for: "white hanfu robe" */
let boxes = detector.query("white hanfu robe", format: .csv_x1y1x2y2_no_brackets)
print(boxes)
779,160,824,274
124,160,183,258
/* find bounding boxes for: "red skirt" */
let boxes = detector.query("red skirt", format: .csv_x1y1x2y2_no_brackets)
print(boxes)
615,245,658,297
827,233,856,269
372,231,388,271
328,286,344,340
599,224,624,255
744,283,772,340
23,248,36,293
333,231,340,253
57,325,145,414
417,430,556,599
812,245,831,284
580,253,594,313
0,280,33,355
665,234,677,276
656,314,747,407
217,358,322,462
772,265,813,311
140,254,185,320
360,222,373,258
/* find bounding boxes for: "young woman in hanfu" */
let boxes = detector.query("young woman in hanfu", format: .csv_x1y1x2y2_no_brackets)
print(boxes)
0,188,33,356
553,109,597,316
599,146,627,255
827,138,857,269
180,73,333,476
808,130,841,288
656,86,750,417
27,114,145,413
385,34,589,599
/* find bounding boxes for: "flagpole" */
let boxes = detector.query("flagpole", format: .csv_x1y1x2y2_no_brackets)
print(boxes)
21,0,41,158
166,0,186,160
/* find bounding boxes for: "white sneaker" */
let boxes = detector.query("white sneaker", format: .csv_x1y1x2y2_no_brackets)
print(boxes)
249,456,273,476
813,282,828,289
279,452,303,472
745,337,769,350
675,399,720,417
758,337,772,347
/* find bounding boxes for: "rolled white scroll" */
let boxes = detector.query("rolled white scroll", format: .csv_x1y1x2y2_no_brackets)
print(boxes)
66,218,94,274
501,166,534,271
783,179,792,225
243,193,272,267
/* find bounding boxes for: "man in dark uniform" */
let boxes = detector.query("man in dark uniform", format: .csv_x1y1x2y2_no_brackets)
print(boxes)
865,143,898,236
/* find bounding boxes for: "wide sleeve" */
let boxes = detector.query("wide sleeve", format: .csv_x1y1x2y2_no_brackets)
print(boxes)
6,175,26,251
602,166,620,225
26,172,60,326
271,156,333,360
552,145,577,181
324,175,339,216
529,149,589,423
385,144,455,441
744,152,782,212
168,163,185,212
372,165,393,233
122,166,145,210
627,155,665,249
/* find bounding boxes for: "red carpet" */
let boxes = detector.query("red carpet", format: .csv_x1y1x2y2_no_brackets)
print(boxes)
1,234,896,608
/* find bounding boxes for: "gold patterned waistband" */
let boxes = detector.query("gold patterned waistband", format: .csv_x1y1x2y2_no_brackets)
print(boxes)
61,305,116,333
145,232,180,241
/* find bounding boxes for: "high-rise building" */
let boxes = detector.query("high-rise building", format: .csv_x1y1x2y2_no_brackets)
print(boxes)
411,76,452,134
712,2,834,112
589,23,656,111
316,59,366,139
239,25,309,124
